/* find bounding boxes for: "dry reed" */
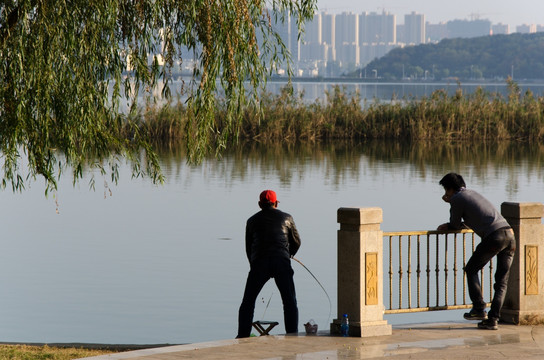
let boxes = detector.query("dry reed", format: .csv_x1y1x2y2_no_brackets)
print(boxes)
129,79,544,146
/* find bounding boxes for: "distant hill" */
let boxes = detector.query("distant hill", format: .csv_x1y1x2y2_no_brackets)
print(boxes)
359,32,544,81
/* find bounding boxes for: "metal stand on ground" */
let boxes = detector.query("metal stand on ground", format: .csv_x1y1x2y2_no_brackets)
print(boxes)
252,321,279,335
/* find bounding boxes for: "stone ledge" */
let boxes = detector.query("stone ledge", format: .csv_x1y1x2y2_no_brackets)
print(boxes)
337,207,383,225
502,202,544,219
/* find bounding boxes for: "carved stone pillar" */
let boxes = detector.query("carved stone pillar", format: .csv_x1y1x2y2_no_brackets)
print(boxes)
331,207,392,337
500,202,544,324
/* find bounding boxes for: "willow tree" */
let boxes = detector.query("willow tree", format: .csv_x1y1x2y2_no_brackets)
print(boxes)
0,0,316,192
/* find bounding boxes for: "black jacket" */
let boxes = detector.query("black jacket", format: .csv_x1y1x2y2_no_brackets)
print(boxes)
245,206,301,263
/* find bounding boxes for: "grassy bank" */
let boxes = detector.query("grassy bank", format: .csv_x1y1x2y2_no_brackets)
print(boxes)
0,344,116,360
131,79,544,147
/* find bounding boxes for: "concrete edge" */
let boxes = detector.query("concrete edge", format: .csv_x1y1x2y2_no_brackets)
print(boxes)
76,339,243,360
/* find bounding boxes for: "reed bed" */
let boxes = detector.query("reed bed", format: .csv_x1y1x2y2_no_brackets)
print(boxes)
130,80,544,146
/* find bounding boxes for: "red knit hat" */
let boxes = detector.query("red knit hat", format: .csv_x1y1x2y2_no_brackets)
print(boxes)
259,190,278,204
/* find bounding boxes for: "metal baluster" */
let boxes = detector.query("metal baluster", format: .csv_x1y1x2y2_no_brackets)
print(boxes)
426,234,430,307
382,229,478,314
444,233,449,306
462,233,469,305
435,233,440,307
469,233,475,304
462,234,467,304
398,235,403,310
416,235,421,308
453,233,458,305
389,235,393,310
475,232,487,302
408,235,412,308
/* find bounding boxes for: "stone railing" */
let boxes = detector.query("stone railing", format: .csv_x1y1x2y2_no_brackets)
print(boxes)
331,203,544,337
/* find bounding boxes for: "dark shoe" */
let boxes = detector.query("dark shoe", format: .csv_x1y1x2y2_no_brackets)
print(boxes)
463,310,487,320
478,318,498,330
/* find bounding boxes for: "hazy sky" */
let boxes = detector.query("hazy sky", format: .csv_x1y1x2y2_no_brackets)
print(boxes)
317,0,542,28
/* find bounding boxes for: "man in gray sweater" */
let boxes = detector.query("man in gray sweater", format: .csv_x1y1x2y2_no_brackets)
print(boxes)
437,173,516,330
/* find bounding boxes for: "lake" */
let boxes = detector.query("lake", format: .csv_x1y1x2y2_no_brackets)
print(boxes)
122,79,544,111
268,79,544,105
0,140,542,345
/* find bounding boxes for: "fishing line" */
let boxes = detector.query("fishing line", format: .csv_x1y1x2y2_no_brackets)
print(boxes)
292,256,332,325
261,292,273,320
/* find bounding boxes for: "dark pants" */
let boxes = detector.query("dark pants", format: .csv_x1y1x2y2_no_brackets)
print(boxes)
464,227,516,320
237,256,298,338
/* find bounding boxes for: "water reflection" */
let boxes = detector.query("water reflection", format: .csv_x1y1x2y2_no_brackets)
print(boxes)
264,332,521,359
0,140,542,345
157,140,544,194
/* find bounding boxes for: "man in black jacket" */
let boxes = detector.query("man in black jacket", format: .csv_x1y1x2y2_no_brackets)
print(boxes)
236,190,301,338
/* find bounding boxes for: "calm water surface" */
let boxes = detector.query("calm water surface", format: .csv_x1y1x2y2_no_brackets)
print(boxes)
267,80,544,103
0,141,543,345
124,79,544,111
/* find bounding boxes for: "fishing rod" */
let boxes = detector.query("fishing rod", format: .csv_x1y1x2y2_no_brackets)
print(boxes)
292,256,332,325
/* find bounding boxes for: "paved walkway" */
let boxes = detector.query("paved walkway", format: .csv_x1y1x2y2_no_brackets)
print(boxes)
79,322,544,360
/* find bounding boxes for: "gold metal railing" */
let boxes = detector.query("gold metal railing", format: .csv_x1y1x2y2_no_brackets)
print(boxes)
383,229,492,314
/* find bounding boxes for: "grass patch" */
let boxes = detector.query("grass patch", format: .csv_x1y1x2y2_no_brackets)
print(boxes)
0,344,116,360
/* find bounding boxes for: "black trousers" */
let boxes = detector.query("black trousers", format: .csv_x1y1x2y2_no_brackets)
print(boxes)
237,256,298,338
464,227,516,320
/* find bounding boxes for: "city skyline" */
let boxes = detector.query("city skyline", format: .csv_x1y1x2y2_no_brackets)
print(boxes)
268,9,541,77
317,0,542,28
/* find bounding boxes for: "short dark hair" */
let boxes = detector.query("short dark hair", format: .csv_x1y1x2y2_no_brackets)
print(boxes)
439,173,466,191
258,200,275,208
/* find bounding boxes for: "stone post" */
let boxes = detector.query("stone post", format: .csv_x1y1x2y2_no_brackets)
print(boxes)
331,207,392,337
500,202,544,324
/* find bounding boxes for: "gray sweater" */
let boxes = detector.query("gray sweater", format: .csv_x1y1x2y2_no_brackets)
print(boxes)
448,188,510,239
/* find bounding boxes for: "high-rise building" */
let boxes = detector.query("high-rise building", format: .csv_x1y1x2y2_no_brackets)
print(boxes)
299,42,328,62
396,24,406,43
359,11,396,44
321,12,336,61
300,12,328,62
271,10,299,61
516,24,537,33
492,23,509,35
356,11,396,68
335,12,359,65
446,19,492,38
335,12,359,45
404,12,425,44
304,12,322,44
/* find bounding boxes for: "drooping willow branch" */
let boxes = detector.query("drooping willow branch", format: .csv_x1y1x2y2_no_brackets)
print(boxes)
0,0,317,192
